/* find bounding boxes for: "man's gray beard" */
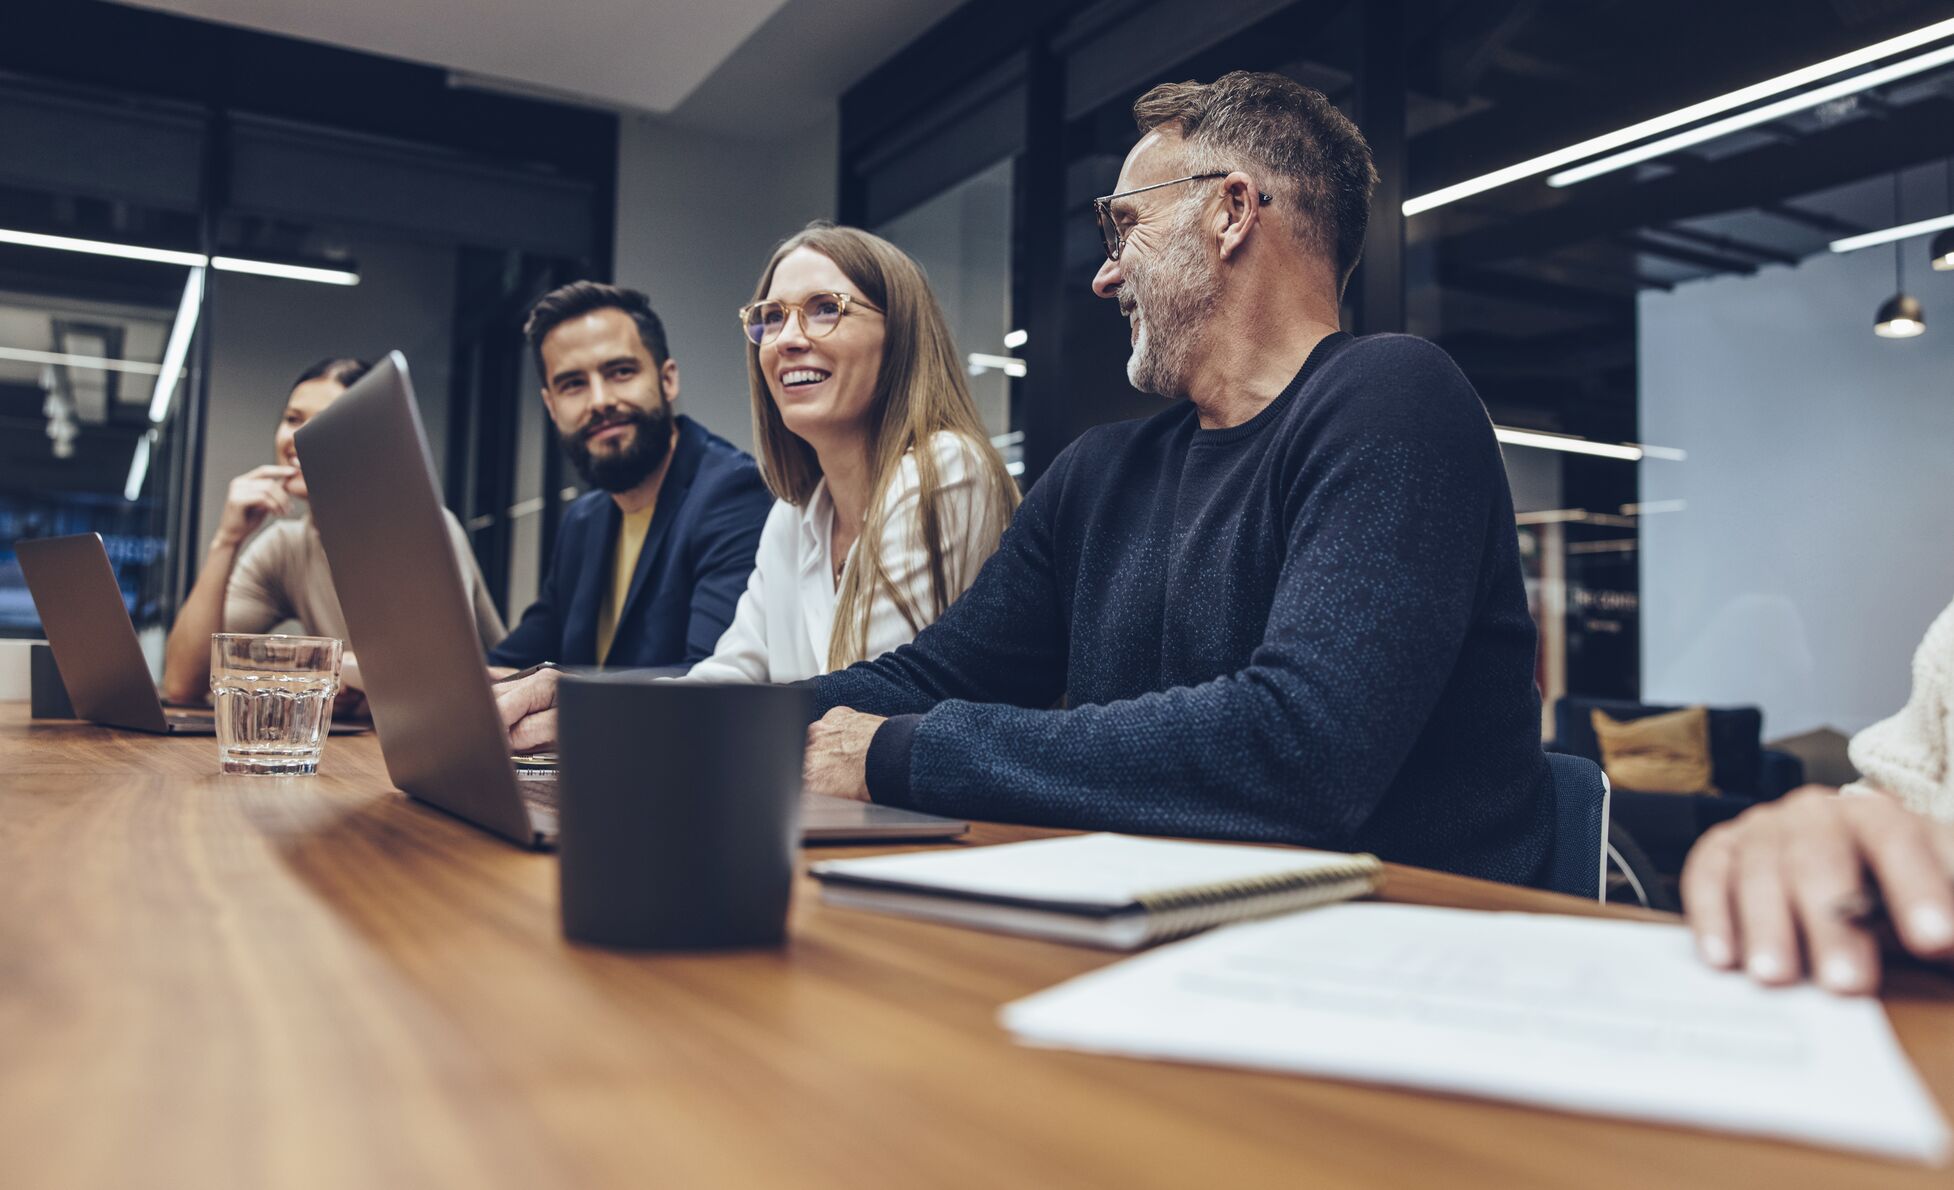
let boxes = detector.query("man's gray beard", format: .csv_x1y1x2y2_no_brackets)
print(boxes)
1123,205,1222,398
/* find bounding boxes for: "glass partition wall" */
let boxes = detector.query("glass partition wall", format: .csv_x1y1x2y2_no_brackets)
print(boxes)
0,249,187,637
0,84,216,645
0,10,615,643
1404,1,1954,732
876,157,1022,473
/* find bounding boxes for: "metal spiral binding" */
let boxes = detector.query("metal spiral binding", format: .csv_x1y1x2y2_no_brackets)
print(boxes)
1130,854,1385,945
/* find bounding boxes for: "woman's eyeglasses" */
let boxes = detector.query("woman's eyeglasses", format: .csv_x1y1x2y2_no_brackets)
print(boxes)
737,291,882,346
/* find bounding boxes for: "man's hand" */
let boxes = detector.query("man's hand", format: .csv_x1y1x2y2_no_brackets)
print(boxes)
803,707,886,802
215,465,297,547
1682,785,1954,994
495,666,562,753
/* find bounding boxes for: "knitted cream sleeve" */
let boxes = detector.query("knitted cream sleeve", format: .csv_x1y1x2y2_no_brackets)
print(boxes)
1843,598,1954,823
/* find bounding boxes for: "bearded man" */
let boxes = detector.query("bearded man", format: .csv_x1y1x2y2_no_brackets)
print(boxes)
487,281,772,671
789,71,1553,885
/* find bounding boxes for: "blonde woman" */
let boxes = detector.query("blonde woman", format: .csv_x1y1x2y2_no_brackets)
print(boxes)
496,225,1018,745
681,223,1019,683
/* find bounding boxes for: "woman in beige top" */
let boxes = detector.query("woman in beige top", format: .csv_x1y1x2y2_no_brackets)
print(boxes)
160,358,505,709
1683,598,1954,994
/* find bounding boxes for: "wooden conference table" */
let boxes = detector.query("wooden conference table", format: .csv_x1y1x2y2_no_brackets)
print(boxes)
4,705,1952,1190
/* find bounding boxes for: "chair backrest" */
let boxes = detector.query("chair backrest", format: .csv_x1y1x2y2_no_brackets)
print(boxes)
1543,753,1611,900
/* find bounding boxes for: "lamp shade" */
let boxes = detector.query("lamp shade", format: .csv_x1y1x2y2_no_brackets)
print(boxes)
1874,291,1926,338
1932,227,1954,271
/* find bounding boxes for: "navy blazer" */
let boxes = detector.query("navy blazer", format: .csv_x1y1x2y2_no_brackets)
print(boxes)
490,415,773,669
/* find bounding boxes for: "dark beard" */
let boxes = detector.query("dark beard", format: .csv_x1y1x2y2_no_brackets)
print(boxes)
560,400,674,492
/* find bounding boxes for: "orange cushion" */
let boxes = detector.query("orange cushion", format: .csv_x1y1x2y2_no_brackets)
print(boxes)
1590,706,1719,795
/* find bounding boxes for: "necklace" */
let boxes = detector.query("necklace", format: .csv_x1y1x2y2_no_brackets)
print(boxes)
829,504,854,587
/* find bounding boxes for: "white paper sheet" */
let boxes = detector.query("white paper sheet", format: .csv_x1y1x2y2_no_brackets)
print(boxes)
1001,904,1951,1164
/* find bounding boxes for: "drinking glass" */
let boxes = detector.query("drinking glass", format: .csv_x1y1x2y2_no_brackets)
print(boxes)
209,634,342,775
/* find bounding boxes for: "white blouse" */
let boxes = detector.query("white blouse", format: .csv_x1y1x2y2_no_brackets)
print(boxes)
683,432,1007,685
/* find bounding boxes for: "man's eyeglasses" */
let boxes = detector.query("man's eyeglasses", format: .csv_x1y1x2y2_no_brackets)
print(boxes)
737,291,882,346
1091,172,1272,261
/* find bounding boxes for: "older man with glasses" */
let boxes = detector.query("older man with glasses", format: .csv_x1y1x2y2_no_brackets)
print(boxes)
795,70,1556,886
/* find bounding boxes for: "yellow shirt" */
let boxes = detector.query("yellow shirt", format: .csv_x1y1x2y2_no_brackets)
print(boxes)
595,505,656,665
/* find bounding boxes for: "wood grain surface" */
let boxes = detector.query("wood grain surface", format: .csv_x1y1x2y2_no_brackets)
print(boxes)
3,704,1951,1189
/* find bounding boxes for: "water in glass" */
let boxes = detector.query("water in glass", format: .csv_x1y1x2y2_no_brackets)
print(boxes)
210,634,341,775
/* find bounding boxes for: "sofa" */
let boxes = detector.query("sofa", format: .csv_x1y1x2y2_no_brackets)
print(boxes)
1547,697,1806,875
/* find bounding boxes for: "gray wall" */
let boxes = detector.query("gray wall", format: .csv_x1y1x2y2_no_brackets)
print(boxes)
611,111,839,455
199,236,456,551
1639,246,1954,739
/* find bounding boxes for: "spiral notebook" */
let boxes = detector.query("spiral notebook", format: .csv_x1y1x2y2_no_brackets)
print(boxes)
812,833,1384,949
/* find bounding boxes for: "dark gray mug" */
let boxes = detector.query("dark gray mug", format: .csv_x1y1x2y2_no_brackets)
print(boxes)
556,674,813,950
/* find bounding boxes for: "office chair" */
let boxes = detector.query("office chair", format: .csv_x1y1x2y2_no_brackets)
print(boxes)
1544,753,1611,901
1605,820,1675,912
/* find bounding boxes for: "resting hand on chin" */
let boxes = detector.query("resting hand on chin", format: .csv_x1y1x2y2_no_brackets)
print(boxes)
215,465,297,546
495,667,562,753
803,707,885,802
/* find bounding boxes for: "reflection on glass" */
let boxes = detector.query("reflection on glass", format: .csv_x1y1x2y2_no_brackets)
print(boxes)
0,271,182,637
874,157,1018,470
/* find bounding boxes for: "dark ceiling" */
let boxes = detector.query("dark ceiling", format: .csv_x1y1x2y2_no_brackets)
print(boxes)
1399,0,1954,441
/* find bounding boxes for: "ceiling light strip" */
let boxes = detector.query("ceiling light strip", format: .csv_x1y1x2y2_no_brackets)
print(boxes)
1548,43,1954,187
209,256,360,285
0,345,164,375
148,268,205,424
0,227,358,285
1403,15,1954,215
1829,211,1954,253
123,431,154,502
0,227,206,268
1494,427,1643,461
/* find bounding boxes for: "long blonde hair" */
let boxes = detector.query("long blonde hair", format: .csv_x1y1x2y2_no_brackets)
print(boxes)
745,223,1021,670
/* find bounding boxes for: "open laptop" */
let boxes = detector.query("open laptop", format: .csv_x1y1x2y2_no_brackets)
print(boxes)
18,534,372,737
17,534,220,734
294,351,966,850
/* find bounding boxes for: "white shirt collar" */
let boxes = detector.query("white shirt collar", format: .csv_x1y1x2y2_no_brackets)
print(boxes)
797,477,834,578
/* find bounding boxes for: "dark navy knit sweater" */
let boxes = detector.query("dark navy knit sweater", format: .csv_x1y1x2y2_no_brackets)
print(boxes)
813,331,1553,887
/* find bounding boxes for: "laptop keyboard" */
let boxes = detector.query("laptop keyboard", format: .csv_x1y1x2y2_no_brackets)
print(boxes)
518,768,559,812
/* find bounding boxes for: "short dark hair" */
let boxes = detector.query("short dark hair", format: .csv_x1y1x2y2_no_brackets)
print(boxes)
1132,71,1379,295
291,357,372,391
522,281,670,381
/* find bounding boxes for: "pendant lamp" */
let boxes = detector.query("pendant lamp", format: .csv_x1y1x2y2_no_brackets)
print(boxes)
1876,174,1925,338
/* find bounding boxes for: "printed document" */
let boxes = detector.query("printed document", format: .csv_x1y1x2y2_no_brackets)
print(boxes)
1001,903,1951,1163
